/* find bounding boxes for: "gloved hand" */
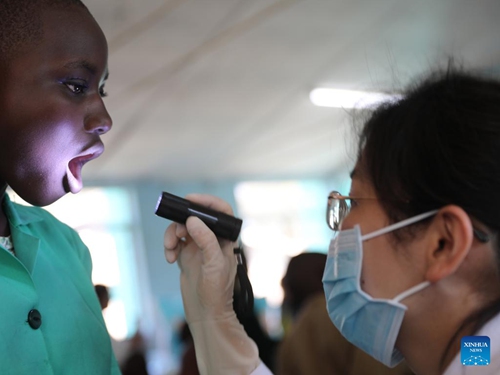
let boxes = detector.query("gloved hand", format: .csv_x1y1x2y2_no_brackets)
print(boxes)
164,194,260,375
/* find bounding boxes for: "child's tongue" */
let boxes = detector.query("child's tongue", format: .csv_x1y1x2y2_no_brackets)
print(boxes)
66,159,83,194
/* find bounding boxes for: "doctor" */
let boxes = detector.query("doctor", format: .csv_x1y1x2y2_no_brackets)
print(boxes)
164,68,500,375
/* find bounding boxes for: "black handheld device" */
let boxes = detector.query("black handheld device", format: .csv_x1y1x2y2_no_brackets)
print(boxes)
155,192,243,241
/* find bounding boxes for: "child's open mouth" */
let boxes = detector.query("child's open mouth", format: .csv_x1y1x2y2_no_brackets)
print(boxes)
66,146,103,194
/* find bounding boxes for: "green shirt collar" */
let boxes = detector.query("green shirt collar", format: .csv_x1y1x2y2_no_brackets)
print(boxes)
3,194,44,227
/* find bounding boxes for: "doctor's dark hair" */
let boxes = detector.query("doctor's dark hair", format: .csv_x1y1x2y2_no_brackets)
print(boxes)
0,0,87,65
359,69,500,233
357,68,500,369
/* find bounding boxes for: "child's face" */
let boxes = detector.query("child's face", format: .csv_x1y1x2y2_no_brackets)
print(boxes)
0,6,112,206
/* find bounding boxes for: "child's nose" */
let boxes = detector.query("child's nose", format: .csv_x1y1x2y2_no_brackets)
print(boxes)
84,100,112,135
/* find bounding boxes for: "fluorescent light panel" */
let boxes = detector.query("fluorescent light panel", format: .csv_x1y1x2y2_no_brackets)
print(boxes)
310,88,401,109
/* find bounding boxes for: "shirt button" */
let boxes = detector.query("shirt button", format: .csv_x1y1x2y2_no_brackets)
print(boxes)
27,309,42,330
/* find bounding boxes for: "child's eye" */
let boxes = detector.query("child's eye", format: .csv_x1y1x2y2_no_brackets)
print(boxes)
65,81,88,95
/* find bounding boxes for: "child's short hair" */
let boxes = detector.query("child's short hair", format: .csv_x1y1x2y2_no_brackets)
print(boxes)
0,0,87,64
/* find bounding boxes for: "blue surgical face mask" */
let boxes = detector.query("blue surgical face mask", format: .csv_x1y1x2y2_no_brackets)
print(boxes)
322,210,437,367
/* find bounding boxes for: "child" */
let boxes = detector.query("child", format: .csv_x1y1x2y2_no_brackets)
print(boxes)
0,0,119,373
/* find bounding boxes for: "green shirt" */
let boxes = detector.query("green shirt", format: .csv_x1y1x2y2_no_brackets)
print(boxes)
0,195,121,374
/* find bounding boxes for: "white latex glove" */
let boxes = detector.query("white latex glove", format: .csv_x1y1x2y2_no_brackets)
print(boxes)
164,194,260,375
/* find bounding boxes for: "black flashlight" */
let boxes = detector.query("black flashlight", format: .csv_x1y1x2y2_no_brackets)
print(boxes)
155,192,243,241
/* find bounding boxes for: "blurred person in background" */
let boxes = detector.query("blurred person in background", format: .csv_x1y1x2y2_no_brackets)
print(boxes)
95,284,149,375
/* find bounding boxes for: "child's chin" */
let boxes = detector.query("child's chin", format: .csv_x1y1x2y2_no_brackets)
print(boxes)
23,192,64,207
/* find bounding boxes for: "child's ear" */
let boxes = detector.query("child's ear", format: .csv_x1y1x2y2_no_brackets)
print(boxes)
424,205,474,283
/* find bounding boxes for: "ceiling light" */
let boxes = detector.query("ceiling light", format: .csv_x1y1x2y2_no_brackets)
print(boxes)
310,88,401,109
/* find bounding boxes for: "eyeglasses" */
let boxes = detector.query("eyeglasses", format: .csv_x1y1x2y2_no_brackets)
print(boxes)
326,191,375,231
326,190,490,242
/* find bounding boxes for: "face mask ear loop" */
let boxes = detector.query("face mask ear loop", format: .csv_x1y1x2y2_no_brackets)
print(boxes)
393,281,431,303
361,210,439,241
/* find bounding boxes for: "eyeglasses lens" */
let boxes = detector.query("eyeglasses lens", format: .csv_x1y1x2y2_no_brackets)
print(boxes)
327,191,349,231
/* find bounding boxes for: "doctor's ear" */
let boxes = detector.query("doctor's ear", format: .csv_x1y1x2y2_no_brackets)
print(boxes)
424,205,474,283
